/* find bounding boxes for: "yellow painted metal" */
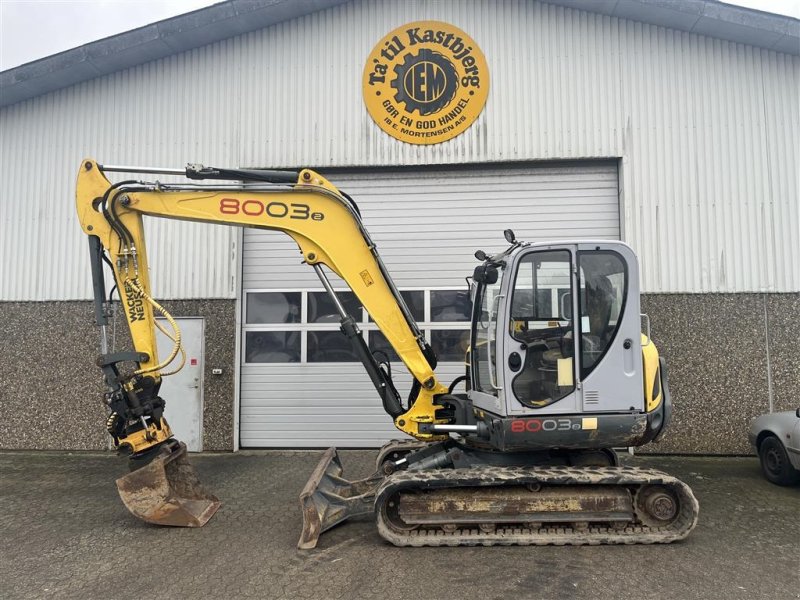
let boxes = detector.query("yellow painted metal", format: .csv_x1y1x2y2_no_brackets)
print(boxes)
394,385,448,440
76,159,446,439
641,334,662,413
116,418,173,454
76,164,162,375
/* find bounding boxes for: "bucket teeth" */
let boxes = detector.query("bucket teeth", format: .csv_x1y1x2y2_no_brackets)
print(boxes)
116,442,221,527
298,447,383,549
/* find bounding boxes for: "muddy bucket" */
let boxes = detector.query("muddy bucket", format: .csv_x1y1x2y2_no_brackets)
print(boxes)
298,447,383,549
116,441,221,527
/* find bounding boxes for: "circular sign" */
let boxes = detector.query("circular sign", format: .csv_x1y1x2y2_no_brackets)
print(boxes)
363,21,489,145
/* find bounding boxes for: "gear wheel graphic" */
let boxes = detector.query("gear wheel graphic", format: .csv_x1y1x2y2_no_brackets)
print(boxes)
391,49,459,116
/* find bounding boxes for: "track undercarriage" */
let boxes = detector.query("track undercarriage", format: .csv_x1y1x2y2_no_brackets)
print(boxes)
298,440,699,549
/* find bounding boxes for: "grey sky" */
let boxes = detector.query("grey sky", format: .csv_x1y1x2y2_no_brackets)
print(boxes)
1,0,798,71
0,0,220,70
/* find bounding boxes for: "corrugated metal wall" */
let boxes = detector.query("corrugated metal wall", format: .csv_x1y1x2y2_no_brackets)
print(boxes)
0,42,243,300
1,0,797,299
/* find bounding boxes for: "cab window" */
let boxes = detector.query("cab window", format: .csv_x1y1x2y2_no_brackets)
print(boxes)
509,250,575,407
472,271,503,396
578,251,627,378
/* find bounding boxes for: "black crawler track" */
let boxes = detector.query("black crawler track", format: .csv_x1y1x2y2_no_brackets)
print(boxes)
375,465,699,547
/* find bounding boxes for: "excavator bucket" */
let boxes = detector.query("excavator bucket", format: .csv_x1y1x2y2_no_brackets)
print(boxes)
116,442,221,527
298,447,383,549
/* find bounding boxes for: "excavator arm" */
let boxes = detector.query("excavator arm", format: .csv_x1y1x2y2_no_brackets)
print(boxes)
77,158,450,437
76,158,453,533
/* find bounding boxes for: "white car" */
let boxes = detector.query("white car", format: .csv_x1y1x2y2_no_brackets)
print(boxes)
749,408,800,485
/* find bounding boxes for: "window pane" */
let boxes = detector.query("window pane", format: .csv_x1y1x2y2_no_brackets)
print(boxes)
307,330,361,362
401,291,425,322
509,250,575,408
308,291,362,323
511,252,572,323
369,330,400,362
369,290,424,323
473,275,503,397
431,290,472,322
245,331,300,363
431,329,470,362
579,251,627,376
246,292,301,324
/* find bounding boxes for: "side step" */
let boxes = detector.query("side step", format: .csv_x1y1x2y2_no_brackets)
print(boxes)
298,447,383,549
116,441,221,527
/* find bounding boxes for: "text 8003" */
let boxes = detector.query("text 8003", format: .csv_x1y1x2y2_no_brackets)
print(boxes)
219,198,324,221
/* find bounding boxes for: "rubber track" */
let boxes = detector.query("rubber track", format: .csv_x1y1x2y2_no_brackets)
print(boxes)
375,465,699,547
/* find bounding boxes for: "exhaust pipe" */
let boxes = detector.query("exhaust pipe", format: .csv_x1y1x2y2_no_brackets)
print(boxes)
116,441,221,527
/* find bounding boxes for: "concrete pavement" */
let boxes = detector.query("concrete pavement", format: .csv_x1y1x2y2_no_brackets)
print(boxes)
1,451,798,600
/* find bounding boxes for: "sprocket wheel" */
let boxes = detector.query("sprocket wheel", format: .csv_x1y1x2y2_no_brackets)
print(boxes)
634,485,680,528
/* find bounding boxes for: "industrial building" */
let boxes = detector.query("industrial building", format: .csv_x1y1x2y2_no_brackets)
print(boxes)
1,0,797,454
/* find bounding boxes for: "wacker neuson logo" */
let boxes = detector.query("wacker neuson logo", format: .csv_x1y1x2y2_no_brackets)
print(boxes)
363,21,489,145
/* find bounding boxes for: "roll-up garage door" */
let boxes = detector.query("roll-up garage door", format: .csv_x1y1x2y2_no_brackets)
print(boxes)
240,162,619,447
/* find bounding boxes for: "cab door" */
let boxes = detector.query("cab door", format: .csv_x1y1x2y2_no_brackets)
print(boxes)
575,243,643,412
502,246,581,416
500,242,644,417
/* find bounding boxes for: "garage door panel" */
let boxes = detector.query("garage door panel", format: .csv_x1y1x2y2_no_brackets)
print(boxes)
348,187,616,196
339,171,616,187
242,436,403,446
242,416,403,425
353,195,616,211
240,163,619,447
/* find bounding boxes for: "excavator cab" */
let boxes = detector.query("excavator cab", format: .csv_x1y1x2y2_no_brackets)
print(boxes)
469,239,670,451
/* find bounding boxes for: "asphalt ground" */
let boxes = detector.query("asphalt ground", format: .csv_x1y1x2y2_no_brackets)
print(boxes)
1,450,798,600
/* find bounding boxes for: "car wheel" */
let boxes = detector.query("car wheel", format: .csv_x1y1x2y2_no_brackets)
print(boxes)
758,435,800,486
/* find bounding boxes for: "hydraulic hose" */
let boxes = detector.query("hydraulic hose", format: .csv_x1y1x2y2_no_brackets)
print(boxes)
154,318,187,376
126,278,183,376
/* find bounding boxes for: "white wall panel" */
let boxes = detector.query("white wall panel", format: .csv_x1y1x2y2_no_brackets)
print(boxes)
1,0,798,298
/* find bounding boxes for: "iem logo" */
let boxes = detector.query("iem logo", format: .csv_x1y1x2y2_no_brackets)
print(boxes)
363,21,490,145
392,49,458,116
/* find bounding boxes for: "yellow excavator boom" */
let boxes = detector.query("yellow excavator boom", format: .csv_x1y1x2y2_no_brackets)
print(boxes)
76,158,452,531
77,159,449,439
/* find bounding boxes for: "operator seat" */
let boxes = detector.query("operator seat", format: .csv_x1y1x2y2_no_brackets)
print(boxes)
582,274,614,363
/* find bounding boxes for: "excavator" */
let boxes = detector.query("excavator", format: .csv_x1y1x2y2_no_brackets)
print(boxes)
75,158,699,548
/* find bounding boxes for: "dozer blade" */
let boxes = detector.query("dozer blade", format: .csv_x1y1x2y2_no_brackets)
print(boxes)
298,447,383,549
116,441,221,527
